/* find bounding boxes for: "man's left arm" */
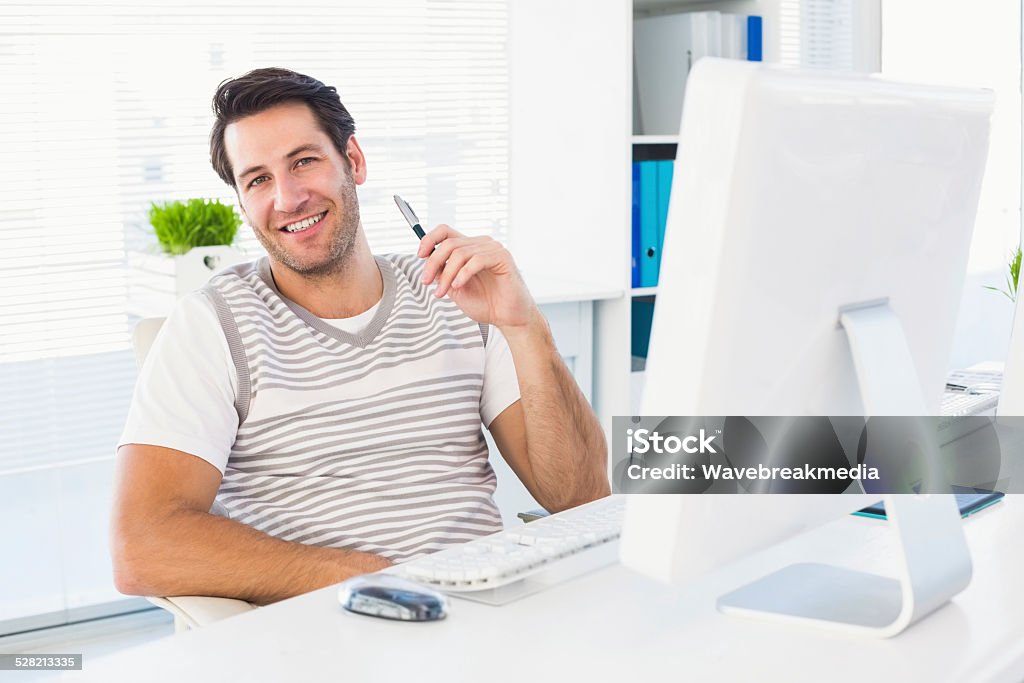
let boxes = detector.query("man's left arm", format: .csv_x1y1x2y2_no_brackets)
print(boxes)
418,225,610,512
489,315,611,512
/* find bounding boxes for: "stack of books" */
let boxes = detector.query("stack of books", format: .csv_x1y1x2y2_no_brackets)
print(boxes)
634,11,763,135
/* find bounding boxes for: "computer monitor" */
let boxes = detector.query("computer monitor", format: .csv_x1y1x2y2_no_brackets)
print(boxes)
621,59,993,637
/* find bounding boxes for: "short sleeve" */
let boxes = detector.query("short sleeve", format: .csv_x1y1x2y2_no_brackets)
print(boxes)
118,292,239,474
480,325,521,428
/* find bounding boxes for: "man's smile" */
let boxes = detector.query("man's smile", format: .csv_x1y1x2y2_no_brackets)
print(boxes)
280,210,327,234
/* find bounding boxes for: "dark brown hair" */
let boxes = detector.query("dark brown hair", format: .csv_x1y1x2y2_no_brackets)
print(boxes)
209,67,356,188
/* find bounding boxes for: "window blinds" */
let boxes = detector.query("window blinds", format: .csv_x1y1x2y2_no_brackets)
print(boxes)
0,0,509,472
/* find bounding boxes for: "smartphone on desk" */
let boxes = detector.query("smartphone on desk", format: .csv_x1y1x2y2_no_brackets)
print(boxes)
853,488,1005,520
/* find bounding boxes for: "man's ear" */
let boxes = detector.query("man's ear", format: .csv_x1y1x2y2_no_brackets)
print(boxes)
345,136,368,185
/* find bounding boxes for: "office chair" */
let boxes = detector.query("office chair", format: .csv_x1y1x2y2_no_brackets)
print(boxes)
131,318,258,632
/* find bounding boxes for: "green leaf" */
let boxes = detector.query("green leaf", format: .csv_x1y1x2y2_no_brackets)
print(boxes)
148,198,241,256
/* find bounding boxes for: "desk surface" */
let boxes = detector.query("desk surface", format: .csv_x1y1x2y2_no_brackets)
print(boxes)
521,271,622,305
68,498,1024,683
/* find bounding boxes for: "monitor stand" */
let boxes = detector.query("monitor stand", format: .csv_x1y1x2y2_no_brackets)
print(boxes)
716,301,972,637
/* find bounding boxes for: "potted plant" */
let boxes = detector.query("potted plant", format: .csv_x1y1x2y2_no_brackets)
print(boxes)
128,199,249,316
984,246,1022,303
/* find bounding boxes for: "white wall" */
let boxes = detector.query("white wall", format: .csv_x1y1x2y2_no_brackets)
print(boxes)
507,0,633,436
506,0,631,292
882,1,1022,368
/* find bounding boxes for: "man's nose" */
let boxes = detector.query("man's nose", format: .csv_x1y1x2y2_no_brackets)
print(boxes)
273,175,309,214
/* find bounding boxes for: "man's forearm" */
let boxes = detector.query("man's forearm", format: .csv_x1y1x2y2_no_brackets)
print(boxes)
501,310,610,511
113,508,391,606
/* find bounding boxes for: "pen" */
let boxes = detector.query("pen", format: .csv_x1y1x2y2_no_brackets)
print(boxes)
393,194,426,240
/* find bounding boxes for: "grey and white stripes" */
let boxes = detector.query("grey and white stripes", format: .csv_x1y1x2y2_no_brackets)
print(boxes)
200,254,503,562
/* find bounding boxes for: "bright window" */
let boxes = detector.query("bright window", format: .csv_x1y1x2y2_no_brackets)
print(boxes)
0,0,508,630
0,0,508,469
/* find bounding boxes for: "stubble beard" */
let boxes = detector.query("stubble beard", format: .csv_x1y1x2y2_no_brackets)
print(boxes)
255,176,362,281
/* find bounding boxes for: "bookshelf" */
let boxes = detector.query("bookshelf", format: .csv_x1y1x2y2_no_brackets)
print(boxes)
629,2,769,411
509,0,762,431
627,0,881,413
509,0,879,433
631,135,679,144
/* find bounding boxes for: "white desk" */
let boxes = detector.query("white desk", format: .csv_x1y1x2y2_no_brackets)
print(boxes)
67,498,1024,683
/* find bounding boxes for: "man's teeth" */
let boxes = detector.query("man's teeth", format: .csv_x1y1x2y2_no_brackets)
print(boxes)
283,212,325,233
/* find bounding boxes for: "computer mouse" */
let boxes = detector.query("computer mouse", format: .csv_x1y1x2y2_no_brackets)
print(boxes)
338,573,448,622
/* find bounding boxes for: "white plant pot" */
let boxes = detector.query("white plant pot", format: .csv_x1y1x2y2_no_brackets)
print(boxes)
173,245,248,296
128,245,249,317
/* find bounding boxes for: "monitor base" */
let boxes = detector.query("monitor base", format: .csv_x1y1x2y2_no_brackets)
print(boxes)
716,492,972,639
718,562,903,631
715,302,973,638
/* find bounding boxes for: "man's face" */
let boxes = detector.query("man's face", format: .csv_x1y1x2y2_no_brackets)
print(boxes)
225,102,366,278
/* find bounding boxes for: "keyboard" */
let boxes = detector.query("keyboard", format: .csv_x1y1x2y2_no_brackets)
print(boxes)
938,368,1001,435
940,391,999,418
393,495,625,593
945,368,1003,394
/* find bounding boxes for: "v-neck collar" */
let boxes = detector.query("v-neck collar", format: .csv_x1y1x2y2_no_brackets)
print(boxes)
256,255,396,348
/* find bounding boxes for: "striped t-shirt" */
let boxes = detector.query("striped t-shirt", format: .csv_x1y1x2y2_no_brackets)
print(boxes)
121,254,519,562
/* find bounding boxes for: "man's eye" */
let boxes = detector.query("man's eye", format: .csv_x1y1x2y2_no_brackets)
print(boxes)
296,157,316,167
249,175,268,188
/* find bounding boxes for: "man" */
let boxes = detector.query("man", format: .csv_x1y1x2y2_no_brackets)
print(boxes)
110,68,609,606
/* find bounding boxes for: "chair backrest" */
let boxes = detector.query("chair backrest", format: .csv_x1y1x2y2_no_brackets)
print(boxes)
130,315,258,628
132,317,166,369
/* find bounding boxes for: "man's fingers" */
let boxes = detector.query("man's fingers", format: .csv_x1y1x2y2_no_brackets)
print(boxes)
450,253,498,291
417,230,509,297
435,242,505,297
421,236,473,285
416,223,463,259
434,246,480,297
446,245,508,294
